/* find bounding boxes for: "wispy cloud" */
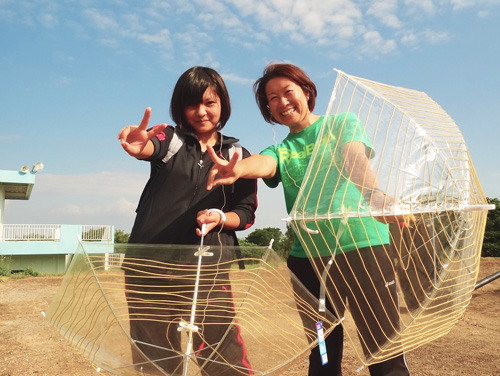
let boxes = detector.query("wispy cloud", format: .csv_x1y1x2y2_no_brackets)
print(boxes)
1,0,498,65
4,171,147,230
359,31,397,57
47,76,73,88
84,8,119,31
228,0,363,44
402,0,437,15
38,13,58,28
82,7,174,59
135,29,172,47
35,171,146,196
221,72,255,86
367,0,402,28
401,28,451,47
49,197,137,218
0,134,22,143
449,0,477,10
174,26,216,65
3,170,288,233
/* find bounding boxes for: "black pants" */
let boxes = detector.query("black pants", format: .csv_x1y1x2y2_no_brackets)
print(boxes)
124,249,253,375
288,247,410,376
389,214,440,312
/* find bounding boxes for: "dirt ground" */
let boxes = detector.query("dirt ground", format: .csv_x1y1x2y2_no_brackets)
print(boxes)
1,258,499,376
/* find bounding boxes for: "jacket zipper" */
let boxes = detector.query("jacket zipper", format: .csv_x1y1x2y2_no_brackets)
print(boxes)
189,150,205,208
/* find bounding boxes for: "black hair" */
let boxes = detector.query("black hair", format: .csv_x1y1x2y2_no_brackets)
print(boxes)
170,66,231,131
253,63,317,124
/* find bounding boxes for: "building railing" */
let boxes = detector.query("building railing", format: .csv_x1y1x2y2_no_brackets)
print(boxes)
81,225,113,242
104,253,125,270
1,224,61,241
1,224,114,242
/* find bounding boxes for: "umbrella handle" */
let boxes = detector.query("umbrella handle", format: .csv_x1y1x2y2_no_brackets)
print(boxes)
300,221,319,234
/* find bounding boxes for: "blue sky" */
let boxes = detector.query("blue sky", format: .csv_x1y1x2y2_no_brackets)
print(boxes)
1,0,499,236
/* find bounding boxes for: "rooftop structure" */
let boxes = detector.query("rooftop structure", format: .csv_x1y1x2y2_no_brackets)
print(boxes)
0,164,114,274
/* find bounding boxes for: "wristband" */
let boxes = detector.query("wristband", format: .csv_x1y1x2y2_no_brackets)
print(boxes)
206,208,226,226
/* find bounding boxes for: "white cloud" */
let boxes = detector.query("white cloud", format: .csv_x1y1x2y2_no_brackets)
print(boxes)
135,28,172,48
38,13,58,28
3,0,496,84
449,0,477,10
2,168,289,235
359,30,397,56
400,31,419,47
4,171,147,231
54,51,75,63
81,7,174,58
221,72,254,86
171,0,196,14
175,27,215,65
401,28,451,47
47,76,73,88
84,8,119,31
422,29,451,44
99,37,120,47
0,134,21,143
227,0,363,46
0,7,15,22
34,171,146,196
50,197,137,217
195,0,244,30
403,0,437,15
121,13,145,32
368,0,402,28
4,0,469,61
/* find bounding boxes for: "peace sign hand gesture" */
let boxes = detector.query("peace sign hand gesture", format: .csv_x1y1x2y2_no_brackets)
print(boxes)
118,107,167,159
206,145,241,190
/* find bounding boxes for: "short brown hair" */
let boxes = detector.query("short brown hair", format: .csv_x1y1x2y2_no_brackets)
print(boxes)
253,63,317,124
170,66,231,131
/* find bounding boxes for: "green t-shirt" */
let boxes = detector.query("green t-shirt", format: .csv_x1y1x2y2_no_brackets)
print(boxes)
261,113,389,258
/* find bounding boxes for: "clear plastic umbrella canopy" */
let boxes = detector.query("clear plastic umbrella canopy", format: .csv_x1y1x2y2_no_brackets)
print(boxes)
290,69,493,366
45,242,338,375
45,70,494,373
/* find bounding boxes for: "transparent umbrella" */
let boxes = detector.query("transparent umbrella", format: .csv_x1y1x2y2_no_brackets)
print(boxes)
44,238,338,375
289,69,494,367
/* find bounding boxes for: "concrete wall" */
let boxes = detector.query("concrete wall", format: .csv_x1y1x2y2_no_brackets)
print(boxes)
7,254,69,274
0,225,115,274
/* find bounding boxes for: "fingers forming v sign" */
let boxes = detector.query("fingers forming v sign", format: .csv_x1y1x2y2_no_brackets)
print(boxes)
118,107,167,158
206,145,240,190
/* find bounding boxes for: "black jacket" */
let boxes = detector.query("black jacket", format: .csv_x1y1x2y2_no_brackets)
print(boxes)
129,125,257,246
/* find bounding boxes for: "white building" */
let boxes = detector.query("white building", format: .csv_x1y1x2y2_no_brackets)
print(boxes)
0,164,114,274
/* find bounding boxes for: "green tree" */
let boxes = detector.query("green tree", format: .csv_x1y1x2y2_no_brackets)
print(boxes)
114,229,130,243
238,227,284,261
238,239,258,247
245,227,283,254
482,197,500,257
242,226,296,260
280,224,294,260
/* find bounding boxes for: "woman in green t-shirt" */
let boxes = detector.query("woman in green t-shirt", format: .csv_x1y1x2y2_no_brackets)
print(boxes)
206,63,411,376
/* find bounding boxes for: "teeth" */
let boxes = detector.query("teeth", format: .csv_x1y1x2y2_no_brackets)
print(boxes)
282,108,295,116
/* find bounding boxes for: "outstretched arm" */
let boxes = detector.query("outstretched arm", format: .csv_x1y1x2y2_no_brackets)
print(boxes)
342,141,379,196
343,141,414,225
117,107,167,159
206,145,276,189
